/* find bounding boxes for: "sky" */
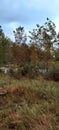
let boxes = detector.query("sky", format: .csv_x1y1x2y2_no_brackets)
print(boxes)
0,0,59,41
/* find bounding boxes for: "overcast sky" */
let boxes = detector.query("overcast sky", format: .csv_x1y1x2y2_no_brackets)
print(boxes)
0,0,59,41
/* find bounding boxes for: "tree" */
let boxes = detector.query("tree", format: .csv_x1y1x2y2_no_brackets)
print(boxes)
13,26,27,45
0,25,12,65
12,43,29,65
29,43,39,65
29,18,57,72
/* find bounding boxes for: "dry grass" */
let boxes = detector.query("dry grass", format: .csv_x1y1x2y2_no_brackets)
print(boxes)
0,74,59,130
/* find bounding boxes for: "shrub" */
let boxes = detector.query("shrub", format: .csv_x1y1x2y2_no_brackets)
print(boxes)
43,69,59,81
12,64,39,79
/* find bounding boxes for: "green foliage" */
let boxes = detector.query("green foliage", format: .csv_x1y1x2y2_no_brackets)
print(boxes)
0,26,12,65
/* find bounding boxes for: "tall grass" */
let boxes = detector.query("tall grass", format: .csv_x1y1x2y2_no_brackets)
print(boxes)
0,74,59,130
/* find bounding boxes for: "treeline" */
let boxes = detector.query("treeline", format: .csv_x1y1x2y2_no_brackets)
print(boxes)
0,18,59,80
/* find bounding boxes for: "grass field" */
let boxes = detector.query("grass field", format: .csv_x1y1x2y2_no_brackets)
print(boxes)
0,74,59,130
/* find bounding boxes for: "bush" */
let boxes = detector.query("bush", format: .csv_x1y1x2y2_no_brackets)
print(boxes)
43,69,59,81
13,64,39,79
26,64,39,78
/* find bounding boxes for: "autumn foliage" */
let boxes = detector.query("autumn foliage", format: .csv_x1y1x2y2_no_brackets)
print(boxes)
0,18,59,80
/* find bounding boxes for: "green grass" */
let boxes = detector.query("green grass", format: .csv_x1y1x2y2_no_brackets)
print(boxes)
0,74,59,130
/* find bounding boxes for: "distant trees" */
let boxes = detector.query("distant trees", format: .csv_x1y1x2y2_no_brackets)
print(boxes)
12,19,59,79
0,19,59,80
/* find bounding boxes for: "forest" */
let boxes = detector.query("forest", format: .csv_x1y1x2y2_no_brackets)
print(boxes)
0,18,59,80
